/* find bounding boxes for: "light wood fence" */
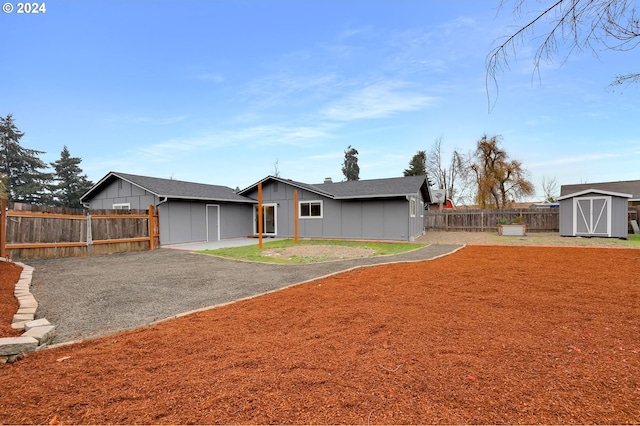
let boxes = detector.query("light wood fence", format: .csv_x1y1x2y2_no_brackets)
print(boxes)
0,200,160,260
424,208,560,232
425,207,640,233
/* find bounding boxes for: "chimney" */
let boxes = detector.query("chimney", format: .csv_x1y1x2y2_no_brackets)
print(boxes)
324,177,333,183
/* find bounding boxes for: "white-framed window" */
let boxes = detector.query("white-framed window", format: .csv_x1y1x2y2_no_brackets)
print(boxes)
410,197,416,217
299,200,323,218
113,203,131,210
420,201,424,217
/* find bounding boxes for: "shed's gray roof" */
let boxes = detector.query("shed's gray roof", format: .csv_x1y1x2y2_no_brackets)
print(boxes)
560,180,640,201
240,175,431,201
81,172,256,203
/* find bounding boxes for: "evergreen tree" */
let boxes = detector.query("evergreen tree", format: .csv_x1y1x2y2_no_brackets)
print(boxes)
341,145,360,181
0,114,51,204
50,146,93,208
403,150,427,176
0,173,8,200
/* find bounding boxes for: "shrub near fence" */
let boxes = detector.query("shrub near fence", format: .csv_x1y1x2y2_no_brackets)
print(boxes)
0,201,159,260
424,208,560,232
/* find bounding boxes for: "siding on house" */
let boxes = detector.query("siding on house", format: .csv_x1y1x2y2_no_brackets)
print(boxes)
244,177,426,241
82,174,255,245
82,172,432,244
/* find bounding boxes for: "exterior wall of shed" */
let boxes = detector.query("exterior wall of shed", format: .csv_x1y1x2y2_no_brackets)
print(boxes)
611,196,629,238
247,181,424,241
559,193,628,238
559,198,573,236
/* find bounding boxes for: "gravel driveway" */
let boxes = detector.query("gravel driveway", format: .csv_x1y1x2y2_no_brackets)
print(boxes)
27,244,461,344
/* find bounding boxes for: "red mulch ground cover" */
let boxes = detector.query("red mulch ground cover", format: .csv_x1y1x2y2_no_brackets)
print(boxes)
0,261,22,337
1,245,640,424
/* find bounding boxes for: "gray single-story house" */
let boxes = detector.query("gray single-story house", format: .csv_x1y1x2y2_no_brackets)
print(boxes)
81,172,433,245
238,175,431,242
80,172,256,245
558,189,632,238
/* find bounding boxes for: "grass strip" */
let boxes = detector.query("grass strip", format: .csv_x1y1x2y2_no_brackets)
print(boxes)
199,239,423,264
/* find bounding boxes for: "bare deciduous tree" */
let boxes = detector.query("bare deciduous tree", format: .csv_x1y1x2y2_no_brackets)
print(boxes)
541,176,559,202
426,136,473,207
470,134,535,209
487,0,640,108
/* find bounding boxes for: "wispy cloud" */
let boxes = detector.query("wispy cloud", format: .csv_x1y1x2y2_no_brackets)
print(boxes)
195,73,224,83
322,80,438,121
109,115,188,126
531,152,620,168
131,123,334,163
240,73,339,108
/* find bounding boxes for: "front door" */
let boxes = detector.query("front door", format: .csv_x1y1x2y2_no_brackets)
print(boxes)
206,205,219,241
574,196,609,236
254,204,277,236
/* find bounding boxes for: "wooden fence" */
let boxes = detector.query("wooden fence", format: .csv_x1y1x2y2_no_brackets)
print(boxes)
425,207,640,233
0,200,160,260
424,208,560,232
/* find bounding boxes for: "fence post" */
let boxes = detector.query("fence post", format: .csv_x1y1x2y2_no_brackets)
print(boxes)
0,199,6,258
86,213,92,255
148,204,155,250
481,210,484,232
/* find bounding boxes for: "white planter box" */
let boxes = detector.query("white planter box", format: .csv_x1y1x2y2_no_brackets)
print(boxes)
498,224,527,236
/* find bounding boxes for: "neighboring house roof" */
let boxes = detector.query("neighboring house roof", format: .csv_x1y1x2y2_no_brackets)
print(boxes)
560,180,640,201
80,172,256,204
557,188,632,201
239,175,432,202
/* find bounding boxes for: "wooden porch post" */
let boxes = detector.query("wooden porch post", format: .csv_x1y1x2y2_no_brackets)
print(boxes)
258,182,263,249
148,204,155,250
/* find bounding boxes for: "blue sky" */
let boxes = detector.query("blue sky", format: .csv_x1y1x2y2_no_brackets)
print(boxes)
3,0,639,200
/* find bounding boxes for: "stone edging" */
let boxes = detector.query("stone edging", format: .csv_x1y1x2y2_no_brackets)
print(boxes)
0,259,57,362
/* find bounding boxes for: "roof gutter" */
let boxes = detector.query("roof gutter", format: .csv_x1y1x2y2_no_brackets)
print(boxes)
155,196,168,208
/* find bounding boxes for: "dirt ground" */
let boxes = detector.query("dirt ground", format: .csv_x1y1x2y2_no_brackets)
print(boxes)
417,230,639,247
1,245,640,424
0,261,23,337
262,245,376,261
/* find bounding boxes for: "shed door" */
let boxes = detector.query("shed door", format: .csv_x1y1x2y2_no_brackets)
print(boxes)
574,196,610,236
206,205,219,241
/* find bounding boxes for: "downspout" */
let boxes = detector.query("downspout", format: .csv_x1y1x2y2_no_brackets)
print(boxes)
154,196,168,245
406,195,412,242
155,196,168,208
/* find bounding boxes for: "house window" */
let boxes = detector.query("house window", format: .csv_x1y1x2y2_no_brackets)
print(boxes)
113,203,131,210
410,197,416,217
420,201,424,217
299,200,323,218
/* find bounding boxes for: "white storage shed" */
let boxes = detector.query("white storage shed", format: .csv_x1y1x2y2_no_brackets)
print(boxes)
558,189,631,239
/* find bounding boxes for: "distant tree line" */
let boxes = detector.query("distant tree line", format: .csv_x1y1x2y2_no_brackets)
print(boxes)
0,114,93,208
342,133,539,209
404,134,536,209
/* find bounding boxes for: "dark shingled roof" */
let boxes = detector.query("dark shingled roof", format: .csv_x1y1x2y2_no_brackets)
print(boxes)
313,175,430,200
560,180,640,201
81,172,256,203
240,175,431,201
